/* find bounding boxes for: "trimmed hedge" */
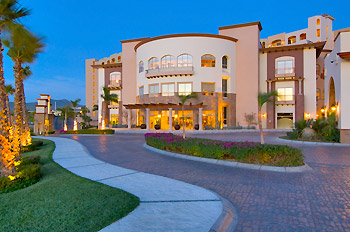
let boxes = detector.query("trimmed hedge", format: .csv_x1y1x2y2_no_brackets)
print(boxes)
0,156,41,194
21,140,44,153
145,133,304,167
64,129,114,135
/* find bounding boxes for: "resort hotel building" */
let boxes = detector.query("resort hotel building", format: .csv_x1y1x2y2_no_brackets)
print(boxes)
85,14,350,142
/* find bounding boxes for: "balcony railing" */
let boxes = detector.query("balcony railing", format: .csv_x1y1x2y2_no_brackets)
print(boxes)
145,66,194,78
107,81,122,89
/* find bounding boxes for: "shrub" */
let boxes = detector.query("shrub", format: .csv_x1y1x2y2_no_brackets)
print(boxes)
21,140,44,153
65,129,114,134
145,133,304,167
48,131,55,134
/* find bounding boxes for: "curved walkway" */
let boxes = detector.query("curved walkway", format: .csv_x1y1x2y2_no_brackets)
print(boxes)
69,132,350,232
46,137,232,232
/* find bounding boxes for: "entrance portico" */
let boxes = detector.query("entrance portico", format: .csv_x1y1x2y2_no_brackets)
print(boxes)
124,103,206,131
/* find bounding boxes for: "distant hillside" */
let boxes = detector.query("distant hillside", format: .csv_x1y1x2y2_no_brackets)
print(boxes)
10,99,84,112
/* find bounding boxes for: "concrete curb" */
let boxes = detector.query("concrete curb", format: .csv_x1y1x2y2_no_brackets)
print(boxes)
41,136,236,232
277,137,350,147
144,143,312,173
113,129,292,135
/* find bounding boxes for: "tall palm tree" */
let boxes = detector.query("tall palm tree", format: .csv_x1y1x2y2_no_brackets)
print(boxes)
0,0,30,133
100,87,118,126
178,92,197,139
258,91,277,144
5,83,14,119
4,24,44,146
21,65,31,139
70,98,81,121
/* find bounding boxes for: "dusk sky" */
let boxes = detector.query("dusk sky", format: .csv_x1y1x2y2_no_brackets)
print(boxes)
4,0,348,105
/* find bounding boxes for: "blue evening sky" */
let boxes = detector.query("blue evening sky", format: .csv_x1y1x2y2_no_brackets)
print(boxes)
4,0,348,104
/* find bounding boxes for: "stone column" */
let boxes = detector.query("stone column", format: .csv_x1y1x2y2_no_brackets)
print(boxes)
146,108,150,130
128,109,132,129
169,108,173,131
199,108,203,131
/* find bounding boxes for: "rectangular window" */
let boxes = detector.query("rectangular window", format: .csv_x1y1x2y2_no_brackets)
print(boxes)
149,84,159,97
326,26,328,34
223,107,228,125
139,86,144,96
222,79,228,98
201,83,215,96
93,111,95,117
93,96,95,101
162,83,175,96
93,89,95,94
276,60,294,74
93,68,95,73
93,75,95,79
178,83,192,96
277,88,294,101
317,29,320,37
93,82,95,87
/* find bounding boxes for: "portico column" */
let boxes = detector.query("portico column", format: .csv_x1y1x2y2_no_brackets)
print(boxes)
146,108,150,130
199,108,203,131
298,79,302,95
169,108,173,131
128,109,131,129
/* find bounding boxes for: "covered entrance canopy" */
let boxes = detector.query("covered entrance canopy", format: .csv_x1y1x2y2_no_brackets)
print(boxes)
123,103,207,130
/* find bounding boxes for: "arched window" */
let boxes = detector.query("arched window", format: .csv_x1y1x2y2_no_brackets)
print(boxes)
300,33,306,40
271,40,282,47
288,36,296,44
110,72,121,85
107,60,110,64
316,88,321,101
177,54,192,67
262,42,266,48
112,58,115,63
201,54,215,67
316,18,320,25
139,61,144,73
118,56,121,62
316,64,321,76
161,55,175,68
148,57,159,70
222,56,228,69
102,62,105,65
275,56,295,75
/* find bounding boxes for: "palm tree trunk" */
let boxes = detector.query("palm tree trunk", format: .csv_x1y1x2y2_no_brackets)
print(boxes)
5,93,10,121
258,107,265,144
182,105,185,139
13,58,23,151
0,36,10,135
20,81,30,145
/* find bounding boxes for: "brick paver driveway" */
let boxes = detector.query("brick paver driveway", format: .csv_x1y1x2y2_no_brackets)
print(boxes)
71,132,350,232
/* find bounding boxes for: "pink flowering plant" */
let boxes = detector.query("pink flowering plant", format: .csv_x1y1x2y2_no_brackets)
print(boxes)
145,133,304,167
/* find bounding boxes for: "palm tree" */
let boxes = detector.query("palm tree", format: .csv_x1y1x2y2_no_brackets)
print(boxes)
0,0,30,133
4,24,44,145
178,92,197,139
100,87,118,127
258,91,277,144
58,105,73,131
70,98,81,120
5,84,14,119
21,65,31,140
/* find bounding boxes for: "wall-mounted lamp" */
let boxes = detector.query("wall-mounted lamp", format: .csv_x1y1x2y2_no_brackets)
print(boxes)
305,113,311,118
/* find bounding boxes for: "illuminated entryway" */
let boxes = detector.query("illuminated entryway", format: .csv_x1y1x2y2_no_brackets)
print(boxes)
277,113,294,129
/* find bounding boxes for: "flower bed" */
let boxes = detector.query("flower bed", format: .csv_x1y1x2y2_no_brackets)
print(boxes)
0,155,41,194
145,133,304,167
64,129,114,134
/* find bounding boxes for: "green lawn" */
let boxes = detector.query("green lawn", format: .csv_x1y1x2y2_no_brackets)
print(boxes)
0,139,139,232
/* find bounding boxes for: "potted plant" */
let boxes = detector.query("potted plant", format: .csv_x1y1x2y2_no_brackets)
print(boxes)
174,124,180,130
140,124,146,129
154,124,160,130
194,124,200,130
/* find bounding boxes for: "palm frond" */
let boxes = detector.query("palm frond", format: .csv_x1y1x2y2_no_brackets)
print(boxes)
258,91,277,108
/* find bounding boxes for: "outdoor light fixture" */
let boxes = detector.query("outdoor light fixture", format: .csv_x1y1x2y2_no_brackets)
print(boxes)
64,124,67,131
262,113,267,118
321,108,325,113
331,106,337,111
101,120,105,130
174,114,178,118
158,114,161,118
305,113,311,118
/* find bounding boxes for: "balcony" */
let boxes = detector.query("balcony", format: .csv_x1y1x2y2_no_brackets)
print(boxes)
276,95,295,105
275,68,295,78
107,81,122,90
145,66,194,79
108,102,119,109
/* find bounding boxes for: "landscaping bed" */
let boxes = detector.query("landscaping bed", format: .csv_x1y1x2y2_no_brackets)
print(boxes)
145,133,304,167
0,139,139,231
64,129,114,134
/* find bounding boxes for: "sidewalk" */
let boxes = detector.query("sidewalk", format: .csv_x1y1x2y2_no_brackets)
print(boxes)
45,137,234,232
